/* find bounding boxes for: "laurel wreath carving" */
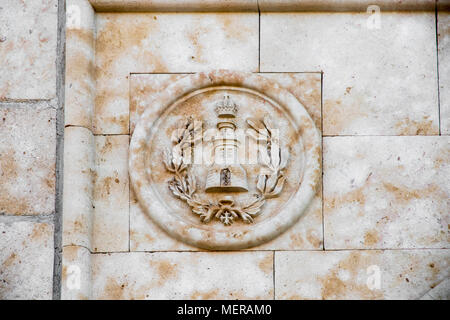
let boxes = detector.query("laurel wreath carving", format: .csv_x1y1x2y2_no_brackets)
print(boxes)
163,116,289,226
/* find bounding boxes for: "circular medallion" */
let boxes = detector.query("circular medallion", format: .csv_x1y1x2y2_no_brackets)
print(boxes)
129,70,321,250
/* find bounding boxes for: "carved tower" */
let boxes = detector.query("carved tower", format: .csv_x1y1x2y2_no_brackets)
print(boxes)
205,95,248,192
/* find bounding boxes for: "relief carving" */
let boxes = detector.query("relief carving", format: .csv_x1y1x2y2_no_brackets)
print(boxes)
163,96,288,225
129,70,320,249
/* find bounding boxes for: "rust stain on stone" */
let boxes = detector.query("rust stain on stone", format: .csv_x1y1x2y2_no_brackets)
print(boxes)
326,185,366,211
306,229,322,248
102,277,127,300
30,223,48,240
0,149,29,214
289,233,305,247
218,14,251,42
186,28,207,64
383,182,439,204
1,253,17,268
67,28,94,47
364,230,380,246
394,117,436,135
258,254,273,274
318,252,383,300
150,260,179,286
323,97,368,134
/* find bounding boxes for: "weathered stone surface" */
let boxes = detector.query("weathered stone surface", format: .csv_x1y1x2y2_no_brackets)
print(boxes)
92,251,273,299
258,0,436,11
0,220,54,299
422,278,450,300
439,11,450,135
63,126,94,249
0,0,57,100
65,0,96,129
260,73,322,131
130,73,187,134
94,12,258,134
261,12,439,135
93,135,129,252
129,70,321,250
90,0,258,12
130,72,323,251
130,188,196,251
0,102,56,215
61,245,91,300
275,249,449,300
323,136,449,249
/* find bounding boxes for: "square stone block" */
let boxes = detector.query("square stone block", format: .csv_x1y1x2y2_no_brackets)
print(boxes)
0,220,54,299
323,136,449,249
93,135,130,252
0,0,57,100
275,249,449,300
94,12,259,134
129,72,323,251
0,102,56,215
261,12,439,135
92,251,273,299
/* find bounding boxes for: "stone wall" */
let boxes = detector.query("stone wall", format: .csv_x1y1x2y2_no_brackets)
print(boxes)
0,0,64,299
0,0,449,300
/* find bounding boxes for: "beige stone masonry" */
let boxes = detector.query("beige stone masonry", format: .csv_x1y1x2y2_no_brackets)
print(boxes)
92,135,129,252
65,0,96,130
275,249,449,300
0,0,58,100
261,12,439,136
0,221,54,299
62,126,95,249
0,102,56,216
91,251,274,299
438,10,450,134
61,245,92,300
323,136,449,250
60,0,449,300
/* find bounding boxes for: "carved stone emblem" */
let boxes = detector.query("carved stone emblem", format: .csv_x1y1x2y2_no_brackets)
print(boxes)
129,70,320,250
163,95,288,226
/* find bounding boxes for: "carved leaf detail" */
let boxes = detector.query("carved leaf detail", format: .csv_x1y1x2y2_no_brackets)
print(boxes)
259,145,271,167
164,115,290,226
256,174,267,194
279,147,290,170
265,173,279,193
242,197,265,216
247,118,269,138
266,175,286,198
270,143,280,169
263,115,274,134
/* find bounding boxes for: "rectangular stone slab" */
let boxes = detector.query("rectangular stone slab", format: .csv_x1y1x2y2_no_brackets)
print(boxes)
0,0,57,100
0,102,56,216
323,136,449,249
260,12,439,135
91,251,274,299
0,220,54,299
92,135,130,252
94,12,259,134
275,249,450,300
